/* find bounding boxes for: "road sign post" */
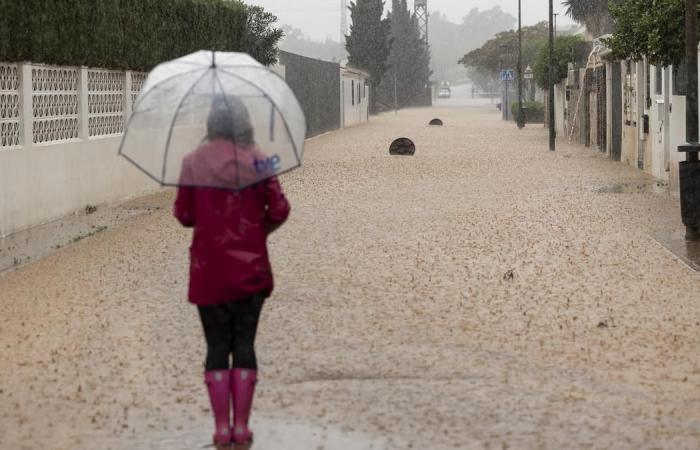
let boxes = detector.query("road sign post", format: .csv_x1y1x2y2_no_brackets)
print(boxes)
501,70,514,121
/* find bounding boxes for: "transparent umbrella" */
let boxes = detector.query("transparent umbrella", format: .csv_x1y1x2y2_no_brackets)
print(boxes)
119,50,306,191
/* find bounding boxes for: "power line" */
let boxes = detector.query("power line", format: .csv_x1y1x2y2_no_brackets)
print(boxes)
270,7,341,12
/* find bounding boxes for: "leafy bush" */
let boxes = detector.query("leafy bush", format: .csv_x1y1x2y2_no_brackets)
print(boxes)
511,101,545,123
0,0,282,70
533,35,591,90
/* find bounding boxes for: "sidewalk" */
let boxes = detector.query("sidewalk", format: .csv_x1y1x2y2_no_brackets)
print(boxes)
1,106,700,449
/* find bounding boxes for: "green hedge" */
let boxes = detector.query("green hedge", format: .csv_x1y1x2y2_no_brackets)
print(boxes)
0,0,282,70
511,101,545,123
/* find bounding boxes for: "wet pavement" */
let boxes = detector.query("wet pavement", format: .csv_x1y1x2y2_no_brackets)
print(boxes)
0,195,163,274
88,416,389,450
653,229,700,273
596,180,670,195
2,106,700,450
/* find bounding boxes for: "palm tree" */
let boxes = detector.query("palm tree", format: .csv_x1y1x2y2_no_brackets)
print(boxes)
562,0,615,36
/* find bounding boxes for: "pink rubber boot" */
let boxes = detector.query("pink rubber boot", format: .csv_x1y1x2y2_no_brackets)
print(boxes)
230,368,257,445
204,370,232,447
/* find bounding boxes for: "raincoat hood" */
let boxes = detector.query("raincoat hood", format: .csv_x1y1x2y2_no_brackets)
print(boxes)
181,140,270,190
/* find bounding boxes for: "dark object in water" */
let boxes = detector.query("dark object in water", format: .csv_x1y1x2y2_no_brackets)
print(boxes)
389,138,415,156
429,118,443,126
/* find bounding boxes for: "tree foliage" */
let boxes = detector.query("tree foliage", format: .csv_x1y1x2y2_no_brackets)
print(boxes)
603,0,689,67
533,35,590,90
459,22,550,91
376,0,431,109
280,26,346,62
345,0,391,113
429,7,515,84
562,0,617,36
0,0,283,70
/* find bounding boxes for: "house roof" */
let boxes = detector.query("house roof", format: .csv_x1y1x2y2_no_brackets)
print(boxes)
341,65,370,78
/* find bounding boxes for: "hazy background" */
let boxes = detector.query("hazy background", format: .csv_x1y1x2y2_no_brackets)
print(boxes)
246,0,577,86
245,0,574,42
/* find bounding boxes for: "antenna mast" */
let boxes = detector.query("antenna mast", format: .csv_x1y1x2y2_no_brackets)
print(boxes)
414,0,428,43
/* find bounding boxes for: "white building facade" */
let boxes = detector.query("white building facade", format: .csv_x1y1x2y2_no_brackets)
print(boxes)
340,66,369,128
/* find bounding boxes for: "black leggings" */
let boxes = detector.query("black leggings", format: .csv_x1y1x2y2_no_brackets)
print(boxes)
198,295,265,371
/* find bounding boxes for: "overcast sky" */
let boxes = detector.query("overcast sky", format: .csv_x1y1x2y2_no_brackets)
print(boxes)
245,0,575,41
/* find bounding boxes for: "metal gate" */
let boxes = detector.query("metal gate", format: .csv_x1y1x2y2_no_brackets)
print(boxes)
596,65,607,152
611,62,623,161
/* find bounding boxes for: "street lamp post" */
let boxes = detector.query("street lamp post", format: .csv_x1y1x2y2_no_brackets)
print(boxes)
517,0,524,129
499,44,510,121
548,0,555,151
678,0,700,240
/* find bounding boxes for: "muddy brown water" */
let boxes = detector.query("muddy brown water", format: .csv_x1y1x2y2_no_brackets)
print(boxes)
4,108,700,449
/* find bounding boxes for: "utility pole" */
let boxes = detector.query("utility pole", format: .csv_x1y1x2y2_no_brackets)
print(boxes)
394,72,398,116
517,0,524,129
414,0,429,43
340,0,348,45
414,0,430,101
499,44,509,121
678,0,700,240
548,0,556,151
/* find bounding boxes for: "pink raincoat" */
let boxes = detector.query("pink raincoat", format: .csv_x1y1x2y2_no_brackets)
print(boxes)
174,139,290,306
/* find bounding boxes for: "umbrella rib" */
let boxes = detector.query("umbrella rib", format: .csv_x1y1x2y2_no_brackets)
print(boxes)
269,103,275,142
217,68,303,167
134,67,207,112
212,71,241,189
118,150,167,187
161,69,212,183
156,163,301,191
131,93,266,119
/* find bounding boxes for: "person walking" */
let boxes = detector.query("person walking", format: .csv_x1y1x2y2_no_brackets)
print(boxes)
119,50,305,448
174,96,291,448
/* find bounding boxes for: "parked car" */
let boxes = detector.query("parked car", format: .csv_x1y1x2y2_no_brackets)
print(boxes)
438,87,451,99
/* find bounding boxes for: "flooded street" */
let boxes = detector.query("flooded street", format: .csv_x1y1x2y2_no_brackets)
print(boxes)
2,106,700,449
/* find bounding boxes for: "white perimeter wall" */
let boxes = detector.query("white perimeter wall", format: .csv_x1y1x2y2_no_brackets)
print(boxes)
0,62,161,237
0,62,289,237
0,137,158,237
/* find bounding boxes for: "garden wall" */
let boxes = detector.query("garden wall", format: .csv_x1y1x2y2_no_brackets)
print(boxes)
278,51,341,137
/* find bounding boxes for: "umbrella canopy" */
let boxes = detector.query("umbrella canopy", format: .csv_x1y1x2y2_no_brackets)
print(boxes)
119,51,306,191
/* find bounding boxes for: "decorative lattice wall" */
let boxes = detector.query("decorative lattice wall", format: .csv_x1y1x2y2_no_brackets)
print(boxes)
130,72,147,108
88,70,125,137
31,67,79,144
0,64,21,148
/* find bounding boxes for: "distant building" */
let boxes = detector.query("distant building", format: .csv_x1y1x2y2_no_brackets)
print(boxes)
340,66,370,128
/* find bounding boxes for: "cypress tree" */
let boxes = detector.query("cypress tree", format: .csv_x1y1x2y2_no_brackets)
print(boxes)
377,0,431,109
345,0,392,114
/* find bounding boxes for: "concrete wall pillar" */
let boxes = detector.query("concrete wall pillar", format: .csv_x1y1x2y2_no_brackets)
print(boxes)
77,67,89,140
124,70,133,123
19,64,33,148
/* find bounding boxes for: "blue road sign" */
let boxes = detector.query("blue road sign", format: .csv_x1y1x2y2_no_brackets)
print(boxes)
500,69,515,82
